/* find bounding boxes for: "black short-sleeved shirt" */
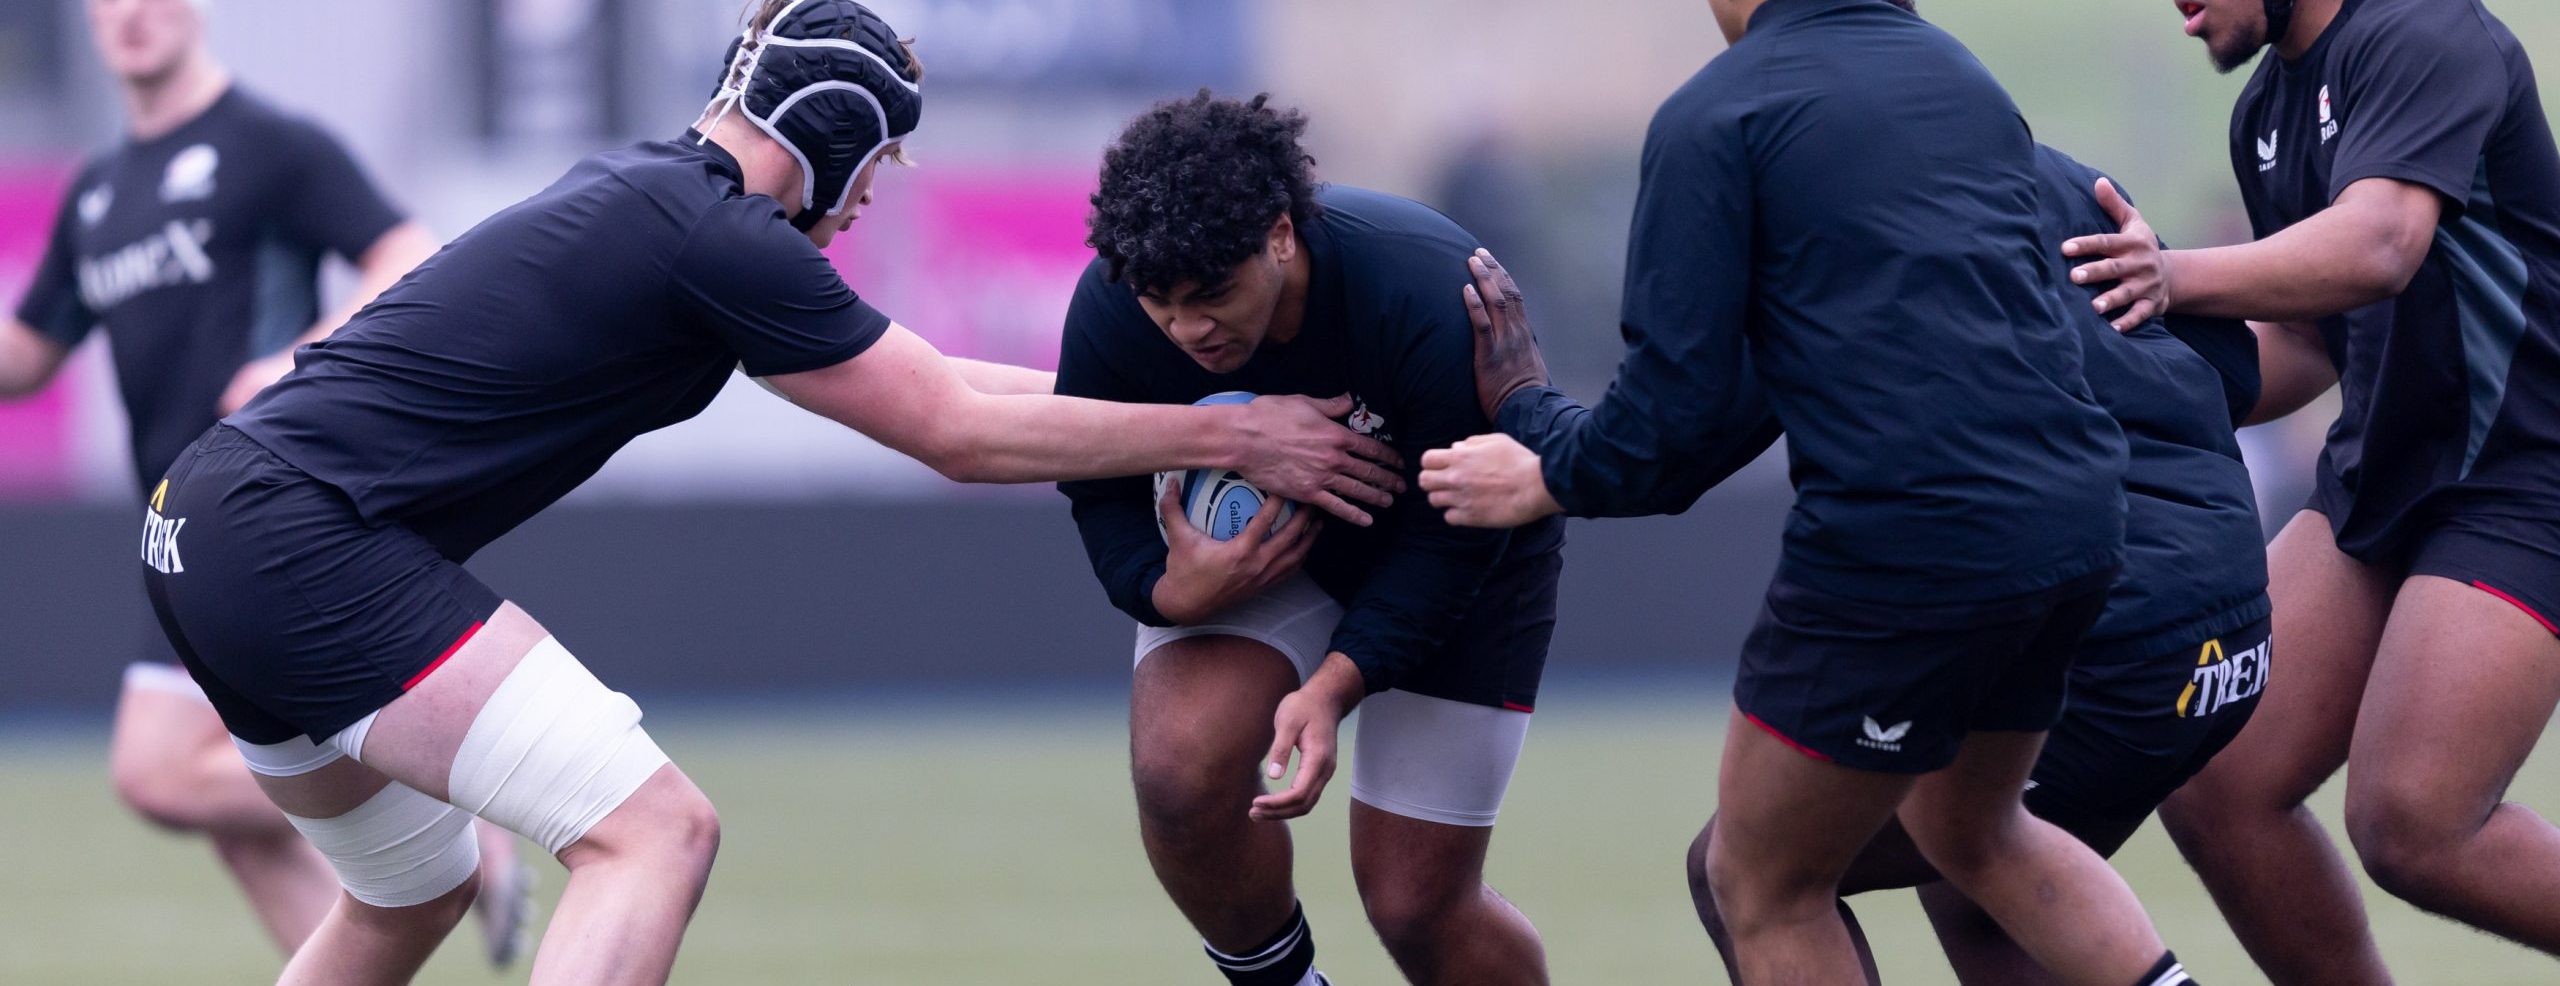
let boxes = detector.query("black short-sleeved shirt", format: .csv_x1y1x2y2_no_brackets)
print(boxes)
1504,0,2126,604
14,87,403,492
2232,0,2560,561
1056,185,1565,695
228,133,891,559
2034,146,2272,660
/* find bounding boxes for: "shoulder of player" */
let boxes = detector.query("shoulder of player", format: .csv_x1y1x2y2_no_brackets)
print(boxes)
666,193,833,291
2334,0,2507,70
211,87,353,153
1312,186,1478,302
1060,254,1158,341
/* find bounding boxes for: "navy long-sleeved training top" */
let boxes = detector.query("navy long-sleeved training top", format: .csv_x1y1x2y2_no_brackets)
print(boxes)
1057,185,1565,695
2032,145,2271,661
1502,0,2126,604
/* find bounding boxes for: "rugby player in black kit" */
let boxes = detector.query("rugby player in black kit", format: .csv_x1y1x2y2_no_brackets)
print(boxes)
1057,92,1564,986
0,0,532,964
1420,1,2202,983
136,3,1405,982
2068,0,2560,979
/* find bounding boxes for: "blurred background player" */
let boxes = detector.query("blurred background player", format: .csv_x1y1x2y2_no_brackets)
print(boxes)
1418,0,2202,983
140,2,1405,981
2069,0,2560,980
1057,92,1565,986
0,0,531,964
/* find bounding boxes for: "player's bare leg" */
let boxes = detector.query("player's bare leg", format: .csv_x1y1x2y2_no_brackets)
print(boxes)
2157,511,2393,985
1911,812,2147,986
2344,575,2560,950
113,670,537,965
310,603,716,986
1686,816,1898,985
109,677,338,951
1702,708,1913,984
1349,801,1544,985
1895,730,2165,986
1916,881,2057,986
1129,634,1304,953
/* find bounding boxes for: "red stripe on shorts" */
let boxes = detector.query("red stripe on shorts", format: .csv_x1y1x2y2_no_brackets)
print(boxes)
1502,701,1535,713
2472,581,2560,636
402,621,484,690
1743,711,1833,763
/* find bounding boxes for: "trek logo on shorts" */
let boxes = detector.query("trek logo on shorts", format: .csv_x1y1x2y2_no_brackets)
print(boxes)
141,479,187,575
1857,716,1913,753
2176,636,2268,718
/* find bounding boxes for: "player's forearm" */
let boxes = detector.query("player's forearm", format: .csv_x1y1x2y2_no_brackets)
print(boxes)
2243,320,2339,426
948,356,1055,396
2168,183,2435,322
922,393,1242,484
0,322,70,398
1506,385,1776,519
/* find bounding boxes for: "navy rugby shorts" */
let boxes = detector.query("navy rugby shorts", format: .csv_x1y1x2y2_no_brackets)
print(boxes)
1734,567,2116,774
2026,616,2269,855
142,425,500,745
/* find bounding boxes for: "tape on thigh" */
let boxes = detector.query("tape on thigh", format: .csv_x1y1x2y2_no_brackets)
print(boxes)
447,636,671,854
283,781,478,908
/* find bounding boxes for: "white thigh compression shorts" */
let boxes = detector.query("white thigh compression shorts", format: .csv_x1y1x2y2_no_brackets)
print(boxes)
1133,574,1533,827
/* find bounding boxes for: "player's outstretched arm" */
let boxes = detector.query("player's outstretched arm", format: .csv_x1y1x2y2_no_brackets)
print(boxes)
2065,177,2438,330
1431,247,1777,525
944,356,1055,396
2244,320,2339,426
0,321,72,398
766,324,1405,524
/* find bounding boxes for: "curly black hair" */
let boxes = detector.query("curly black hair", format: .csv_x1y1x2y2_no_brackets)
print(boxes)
1087,90,1324,296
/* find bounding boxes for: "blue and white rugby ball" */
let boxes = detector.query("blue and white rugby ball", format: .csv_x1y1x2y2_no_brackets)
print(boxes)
1157,392,1299,542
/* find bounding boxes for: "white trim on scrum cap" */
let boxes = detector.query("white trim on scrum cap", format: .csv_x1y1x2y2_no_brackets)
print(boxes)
760,80,892,216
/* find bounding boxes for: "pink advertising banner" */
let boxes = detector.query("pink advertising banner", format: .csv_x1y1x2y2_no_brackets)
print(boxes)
824,166,1096,372
0,164,75,500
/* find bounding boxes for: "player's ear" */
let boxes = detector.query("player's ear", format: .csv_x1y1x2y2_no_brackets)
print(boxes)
1267,213,1295,264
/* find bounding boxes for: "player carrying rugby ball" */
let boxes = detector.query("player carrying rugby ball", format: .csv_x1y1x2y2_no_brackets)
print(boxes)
1057,91,1567,986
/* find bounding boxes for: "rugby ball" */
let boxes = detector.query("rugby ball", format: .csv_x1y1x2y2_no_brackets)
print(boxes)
1156,392,1299,542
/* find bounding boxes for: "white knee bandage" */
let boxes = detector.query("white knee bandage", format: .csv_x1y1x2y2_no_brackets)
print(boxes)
283,782,480,908
448,636,671,855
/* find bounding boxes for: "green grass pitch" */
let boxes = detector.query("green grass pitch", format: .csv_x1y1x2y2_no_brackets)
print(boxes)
4,680,2550,983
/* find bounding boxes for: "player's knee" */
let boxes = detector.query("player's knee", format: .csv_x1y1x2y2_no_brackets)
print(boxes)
108,752,203,832
1131,752,1249,833
1701,833,1828,932
1684,823,1717,906
2343,779,2469,906
347,869,481,935
645,781,723,868
1900,805,2019,886
1357,879,1462,956
282,781,484,910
